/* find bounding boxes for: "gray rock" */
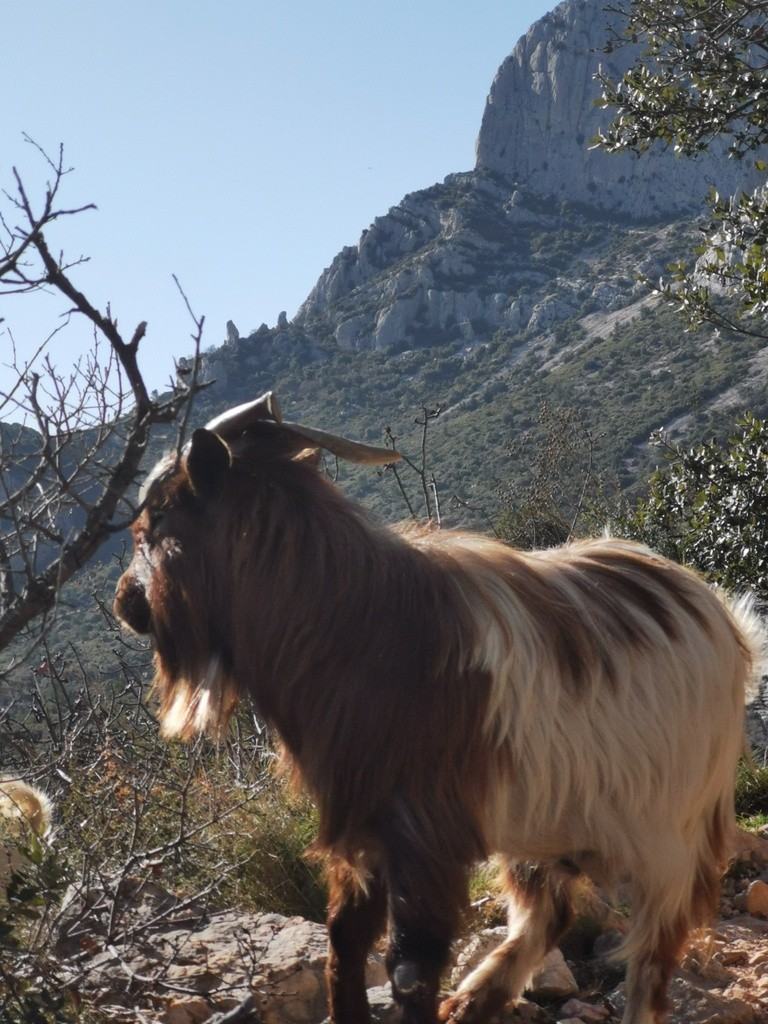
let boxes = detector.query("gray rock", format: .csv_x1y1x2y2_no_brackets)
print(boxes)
52,873,768,1023
558,998,610,1022
54,880,381,1024
528,947,579,999
334,314,370,350
527,294,579,333
450,926,508,988
475,0,766,217
745,879,768,918
608,974,761,1024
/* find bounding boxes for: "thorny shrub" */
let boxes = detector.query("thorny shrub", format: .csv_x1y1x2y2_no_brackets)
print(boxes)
0,587,325,1020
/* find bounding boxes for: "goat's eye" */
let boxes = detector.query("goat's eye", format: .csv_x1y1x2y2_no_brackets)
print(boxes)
148,508,167,533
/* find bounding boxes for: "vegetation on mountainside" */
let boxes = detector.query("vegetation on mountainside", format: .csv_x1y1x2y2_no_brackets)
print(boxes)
495,403,620,548
736,761,768,830
597,0,768,338
199,291,765,532
620,414,768,600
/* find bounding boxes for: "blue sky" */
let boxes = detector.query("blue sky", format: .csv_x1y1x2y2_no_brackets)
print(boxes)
1,1,553,400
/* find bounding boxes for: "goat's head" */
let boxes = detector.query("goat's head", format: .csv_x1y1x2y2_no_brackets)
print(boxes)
114,392,397,738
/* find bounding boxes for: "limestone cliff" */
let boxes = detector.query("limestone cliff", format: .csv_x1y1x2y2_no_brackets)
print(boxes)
289,0,764,356
475,0,763,216
293,172,670,353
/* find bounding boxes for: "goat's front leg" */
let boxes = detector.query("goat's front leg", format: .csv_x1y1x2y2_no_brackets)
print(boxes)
382,814,468,1024
326,858,387,1024
386,913,455,1024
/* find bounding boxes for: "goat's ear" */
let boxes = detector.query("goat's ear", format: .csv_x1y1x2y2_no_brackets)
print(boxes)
293,446,323,469
186,429,232,497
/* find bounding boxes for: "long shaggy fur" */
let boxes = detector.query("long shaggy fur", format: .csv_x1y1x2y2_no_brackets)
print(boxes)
0,776,52,838
0,777,53,893
114,425,757,1024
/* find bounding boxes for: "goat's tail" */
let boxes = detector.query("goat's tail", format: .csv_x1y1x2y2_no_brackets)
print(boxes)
724,592,767,776
727,591,765,706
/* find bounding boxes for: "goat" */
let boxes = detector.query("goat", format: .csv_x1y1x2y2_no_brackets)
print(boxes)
0,776,53,891
114,392,759,1024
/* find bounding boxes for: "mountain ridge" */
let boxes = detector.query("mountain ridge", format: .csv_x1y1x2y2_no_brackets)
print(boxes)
281,0,766,361
475,0,765,214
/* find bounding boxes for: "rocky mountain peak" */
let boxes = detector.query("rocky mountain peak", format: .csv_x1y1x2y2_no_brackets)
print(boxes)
475,0,763,216
254,0,768,363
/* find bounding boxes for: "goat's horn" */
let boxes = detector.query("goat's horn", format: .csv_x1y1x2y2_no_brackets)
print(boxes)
204,392,282,436
205,392,399,465
278,422,400,465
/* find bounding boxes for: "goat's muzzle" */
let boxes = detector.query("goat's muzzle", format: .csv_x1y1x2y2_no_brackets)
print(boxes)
114,573,153,635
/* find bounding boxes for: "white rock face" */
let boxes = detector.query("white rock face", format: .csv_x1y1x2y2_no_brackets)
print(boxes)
288,0,767,356
475,0,765,216
528,294,579,333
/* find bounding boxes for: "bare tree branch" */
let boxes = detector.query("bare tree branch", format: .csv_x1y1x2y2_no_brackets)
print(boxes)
0,144,206,652
381,405,443,523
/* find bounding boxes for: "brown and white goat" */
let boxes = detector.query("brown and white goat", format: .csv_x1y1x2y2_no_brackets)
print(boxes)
114,393,759,1024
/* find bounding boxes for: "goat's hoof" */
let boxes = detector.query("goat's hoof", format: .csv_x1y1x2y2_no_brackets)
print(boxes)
393,960,423,997
438,991,474,1023
438,988,509,1024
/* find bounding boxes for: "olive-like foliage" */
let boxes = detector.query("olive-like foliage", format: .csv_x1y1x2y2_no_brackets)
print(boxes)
623,413,768,601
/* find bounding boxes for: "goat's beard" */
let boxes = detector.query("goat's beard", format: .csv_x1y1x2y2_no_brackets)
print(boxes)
154,652,240,741
147,574,241,741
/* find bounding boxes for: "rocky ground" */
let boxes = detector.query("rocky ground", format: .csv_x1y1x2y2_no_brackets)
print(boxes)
51,829,768,1024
